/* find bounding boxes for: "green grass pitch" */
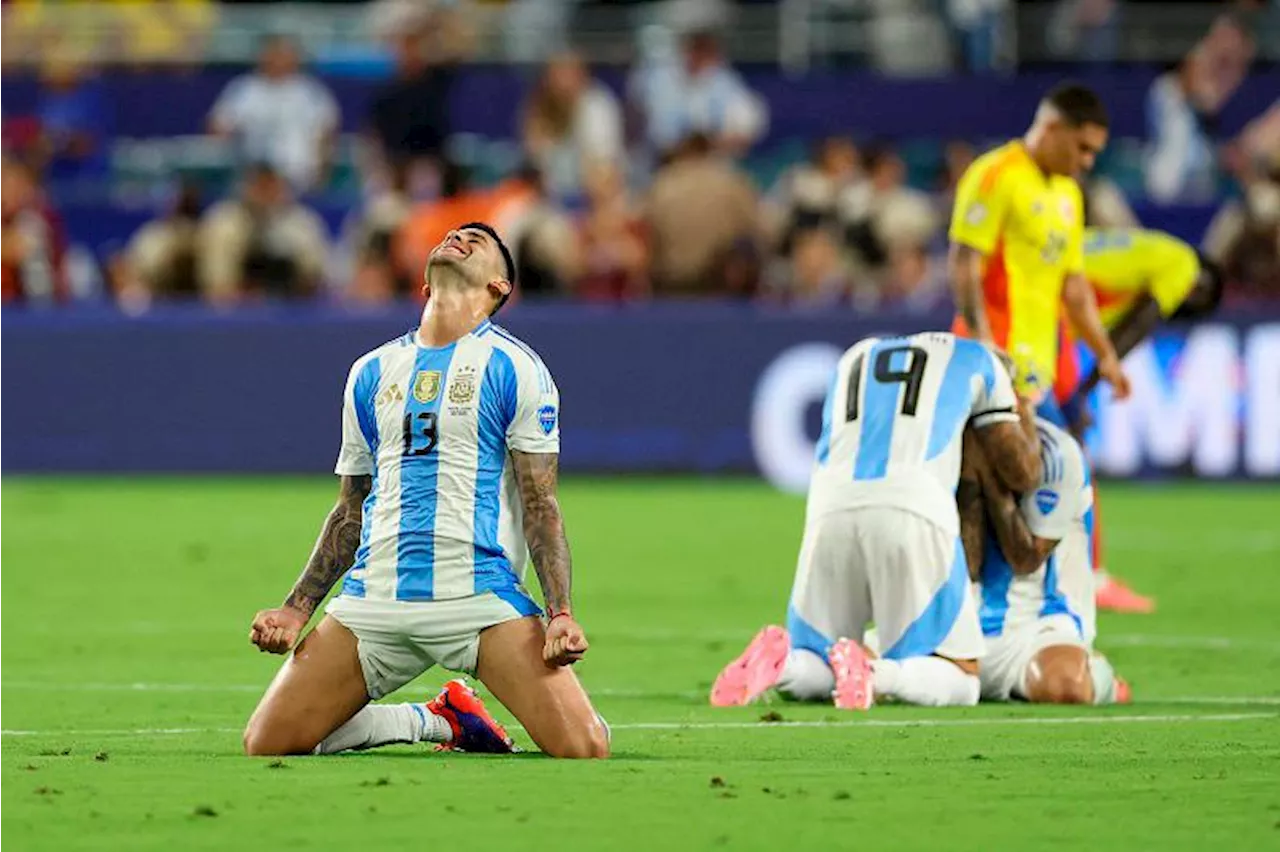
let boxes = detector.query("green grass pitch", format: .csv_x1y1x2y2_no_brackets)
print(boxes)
3,477,1279,850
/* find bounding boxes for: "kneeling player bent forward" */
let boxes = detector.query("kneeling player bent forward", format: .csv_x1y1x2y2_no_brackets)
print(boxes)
712,332,1041,709
243,223,609,759
965,417,1127,704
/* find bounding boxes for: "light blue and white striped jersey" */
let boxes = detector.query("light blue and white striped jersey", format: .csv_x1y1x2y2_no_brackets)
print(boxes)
809,332,1019,534
978,419,1096,642
333,319,559,604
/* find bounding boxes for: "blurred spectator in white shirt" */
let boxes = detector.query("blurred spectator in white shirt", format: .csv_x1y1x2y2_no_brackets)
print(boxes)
209,36,340,192
630,29,767,158
521,52,624,203
197,164,330,305
1145,15,1255,204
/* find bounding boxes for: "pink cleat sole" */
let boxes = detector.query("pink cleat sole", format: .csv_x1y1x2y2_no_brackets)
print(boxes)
710,626,790,707
829,638,874,710
1114,677,1133,705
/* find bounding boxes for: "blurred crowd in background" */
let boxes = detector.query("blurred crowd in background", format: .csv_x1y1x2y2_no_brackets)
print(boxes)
2,0,1278,310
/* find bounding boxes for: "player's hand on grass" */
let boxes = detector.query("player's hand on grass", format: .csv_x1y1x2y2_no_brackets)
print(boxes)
249,606,308,654
1097,355,1132,401
544,613,589,667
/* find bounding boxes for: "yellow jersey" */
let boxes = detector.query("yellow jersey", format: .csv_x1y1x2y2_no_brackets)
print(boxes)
1083,228,1200,328
949,141,1085,399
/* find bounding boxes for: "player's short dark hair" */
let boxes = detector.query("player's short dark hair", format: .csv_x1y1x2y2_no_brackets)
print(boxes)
457,221,516,315
1044,83,1109,129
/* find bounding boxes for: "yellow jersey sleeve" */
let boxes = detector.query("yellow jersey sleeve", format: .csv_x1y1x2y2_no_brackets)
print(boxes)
1147,236,1200,316
949,158,1012,256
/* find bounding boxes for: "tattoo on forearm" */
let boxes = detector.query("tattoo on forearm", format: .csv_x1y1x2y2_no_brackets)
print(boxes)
976,420,1041,494
957,432,987,579
512,451,573,615
981,481,1040,575
957,477,986,580
283,474,370,615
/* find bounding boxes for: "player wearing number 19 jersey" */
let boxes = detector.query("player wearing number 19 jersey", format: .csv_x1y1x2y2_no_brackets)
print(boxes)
711,332,1042,710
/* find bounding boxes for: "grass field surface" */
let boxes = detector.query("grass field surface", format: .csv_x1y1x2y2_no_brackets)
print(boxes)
3,478,1279,850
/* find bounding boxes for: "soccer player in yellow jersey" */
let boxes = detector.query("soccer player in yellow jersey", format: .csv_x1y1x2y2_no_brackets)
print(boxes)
1051,227,1222,614
948,83,1130,415
1057,227,1222,408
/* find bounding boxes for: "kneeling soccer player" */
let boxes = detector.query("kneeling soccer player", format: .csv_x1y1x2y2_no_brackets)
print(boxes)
968,416,1129,704
712,332,1042,710
243,223,609,759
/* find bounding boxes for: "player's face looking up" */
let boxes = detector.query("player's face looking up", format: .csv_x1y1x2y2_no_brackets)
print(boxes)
425,227,512,311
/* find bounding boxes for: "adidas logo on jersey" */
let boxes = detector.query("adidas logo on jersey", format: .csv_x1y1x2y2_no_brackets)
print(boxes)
377,384,404,407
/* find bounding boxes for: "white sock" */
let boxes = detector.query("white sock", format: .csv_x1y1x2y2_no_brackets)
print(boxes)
314,703,452,755
871,656,979,707
1089,652,1118,705
775,649,836,701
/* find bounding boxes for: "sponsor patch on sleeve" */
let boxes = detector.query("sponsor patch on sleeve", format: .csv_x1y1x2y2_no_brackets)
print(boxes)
537,405,558,435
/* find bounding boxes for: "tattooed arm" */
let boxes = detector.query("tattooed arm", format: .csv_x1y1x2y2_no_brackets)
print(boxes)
972,395,1042,494
957,430,987,581
249,474,370,654
980,475,1058,576
284,474,371,615
948,243,993,344
511,450,587,666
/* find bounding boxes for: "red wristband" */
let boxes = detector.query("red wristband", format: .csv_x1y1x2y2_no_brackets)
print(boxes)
547,610,573,624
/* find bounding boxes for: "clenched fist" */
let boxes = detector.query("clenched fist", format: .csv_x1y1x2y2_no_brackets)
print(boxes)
249,606,308,654
543,613,589,667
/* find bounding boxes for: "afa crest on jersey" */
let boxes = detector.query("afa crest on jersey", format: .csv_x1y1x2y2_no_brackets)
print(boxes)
412,370,442,403
448,367,477,405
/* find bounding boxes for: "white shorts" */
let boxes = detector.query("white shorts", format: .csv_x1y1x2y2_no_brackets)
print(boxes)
326,589,540,699
787,506,984,664
979,614,1086,702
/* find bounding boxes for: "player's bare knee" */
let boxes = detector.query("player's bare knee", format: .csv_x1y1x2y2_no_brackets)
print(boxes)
243,712,312,756
1026,647,1093,704
542,717,610,759
242,722,285,756
1029,672,1092,705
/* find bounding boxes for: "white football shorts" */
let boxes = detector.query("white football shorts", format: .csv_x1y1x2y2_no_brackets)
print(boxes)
787,506,984,664
326,589,540,699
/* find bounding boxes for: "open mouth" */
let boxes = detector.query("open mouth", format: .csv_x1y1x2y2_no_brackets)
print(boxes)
437,242,468,259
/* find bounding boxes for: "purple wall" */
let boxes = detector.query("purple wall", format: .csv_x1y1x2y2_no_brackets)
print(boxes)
5,66,1279,143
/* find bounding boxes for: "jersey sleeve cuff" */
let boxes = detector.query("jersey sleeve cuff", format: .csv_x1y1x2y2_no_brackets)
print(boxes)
507,437,560,455
334,461,375,476
969,408,1020,429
